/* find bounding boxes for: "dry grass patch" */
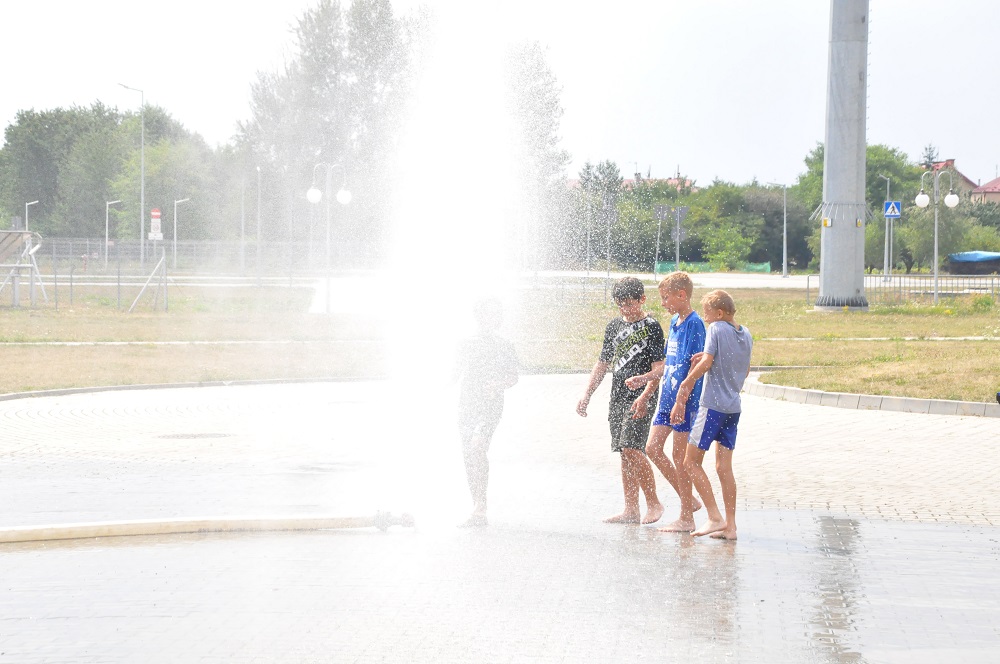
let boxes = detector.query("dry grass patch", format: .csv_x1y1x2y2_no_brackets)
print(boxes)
760,340,1000,402
1,281,998,401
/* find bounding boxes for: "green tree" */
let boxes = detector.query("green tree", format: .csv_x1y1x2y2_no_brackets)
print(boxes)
794,142,924,270
959,224,1000,253
574,160,623,268
239,0,418,260
702,213,758,270
971,202,1000,230
505,40,570,269
0,104,123,234
895,204,972,271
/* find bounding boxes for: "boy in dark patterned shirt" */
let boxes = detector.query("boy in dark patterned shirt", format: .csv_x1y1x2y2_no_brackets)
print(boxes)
577,277,665,524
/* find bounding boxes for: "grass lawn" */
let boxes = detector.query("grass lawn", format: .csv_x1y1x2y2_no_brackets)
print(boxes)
1,282,997,402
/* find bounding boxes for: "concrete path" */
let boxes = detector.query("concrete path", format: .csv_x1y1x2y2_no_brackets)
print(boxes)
1,375,998,662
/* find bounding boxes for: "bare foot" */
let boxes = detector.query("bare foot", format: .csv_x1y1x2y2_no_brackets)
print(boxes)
692,496,703,512
604,512,641,524
692,518,727,537
657,518,695,533
642,503,664,524
458,513,488,528
710,527,738,540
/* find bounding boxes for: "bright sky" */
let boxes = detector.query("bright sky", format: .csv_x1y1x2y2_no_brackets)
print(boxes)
3,0,999,188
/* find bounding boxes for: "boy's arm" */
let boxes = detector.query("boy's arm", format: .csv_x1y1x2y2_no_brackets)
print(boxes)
677,353,714,402
623,362,664,390
669,353,714,424
576,360,609,417
630,360,664,418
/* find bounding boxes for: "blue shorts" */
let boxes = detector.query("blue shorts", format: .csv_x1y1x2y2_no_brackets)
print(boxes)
651,394,698,432
689,407,740,451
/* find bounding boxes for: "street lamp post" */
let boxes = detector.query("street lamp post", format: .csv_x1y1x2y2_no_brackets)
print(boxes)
767,183,788,277
173,198,190,270
306,163,351,270
914,169,960,305
105,200,121,269
25,200,39,231
256,166,262,285
119,83,145,265
878,174,891,280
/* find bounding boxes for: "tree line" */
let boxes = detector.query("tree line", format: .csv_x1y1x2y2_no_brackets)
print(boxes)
2,0,998,274
557,144,1000,274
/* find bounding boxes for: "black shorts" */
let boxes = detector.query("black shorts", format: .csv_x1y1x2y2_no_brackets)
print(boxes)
608,400,653,453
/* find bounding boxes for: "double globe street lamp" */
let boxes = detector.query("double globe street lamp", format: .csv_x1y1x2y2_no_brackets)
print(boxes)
914,169,960,305
306,163,351,270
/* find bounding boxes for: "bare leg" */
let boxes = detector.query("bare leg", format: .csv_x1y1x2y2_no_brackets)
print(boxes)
645,425,680,495
605,448,661,523
462,431,491,519
659,431,699,533
604,450,640,523
710,446,738,540
633,449,664,524
685,445,726,536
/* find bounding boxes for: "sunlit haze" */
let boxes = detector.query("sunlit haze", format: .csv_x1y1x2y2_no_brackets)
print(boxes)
3,1,999,186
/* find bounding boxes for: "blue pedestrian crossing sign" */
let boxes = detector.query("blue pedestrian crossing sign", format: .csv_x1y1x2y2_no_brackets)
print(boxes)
884,201,901,218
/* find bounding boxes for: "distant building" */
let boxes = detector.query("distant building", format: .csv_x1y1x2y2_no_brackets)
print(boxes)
566,175,698,193
971,176,1000,205
926,159,978,198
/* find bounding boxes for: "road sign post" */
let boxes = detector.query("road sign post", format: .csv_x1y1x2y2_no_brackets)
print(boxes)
149,208,163,241
883,201,900,280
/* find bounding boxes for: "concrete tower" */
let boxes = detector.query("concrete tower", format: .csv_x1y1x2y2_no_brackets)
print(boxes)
815,0,870,310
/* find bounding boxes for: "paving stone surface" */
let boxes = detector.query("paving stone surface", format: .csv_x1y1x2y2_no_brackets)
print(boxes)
0,375,998,662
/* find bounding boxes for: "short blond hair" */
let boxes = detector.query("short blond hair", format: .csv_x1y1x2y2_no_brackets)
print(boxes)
701,289,736,315
658,271,693,298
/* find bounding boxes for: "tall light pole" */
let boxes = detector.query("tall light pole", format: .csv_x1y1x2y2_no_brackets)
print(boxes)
256,166,262,284
105,200,121,269
306,163,351,270
878,174,891,280
173,198,190,269
915,169,959,305
767,182,788,277
119,83,145,265
25,200,39,231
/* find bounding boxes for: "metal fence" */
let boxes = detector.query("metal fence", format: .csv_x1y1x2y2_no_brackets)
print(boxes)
32,237,380,275
806,273,1000,305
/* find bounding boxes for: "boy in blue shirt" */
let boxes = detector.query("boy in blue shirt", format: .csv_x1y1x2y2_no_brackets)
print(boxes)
673,289,753,541
626,272,705,532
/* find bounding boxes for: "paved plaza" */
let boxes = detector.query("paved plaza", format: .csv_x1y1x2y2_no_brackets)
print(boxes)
1,375,998,662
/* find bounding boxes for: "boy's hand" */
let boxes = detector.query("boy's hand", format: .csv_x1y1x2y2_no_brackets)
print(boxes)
576,397,590,417
630,397,649,419
689,352,704,366
669,401,685,425
624,375,646,390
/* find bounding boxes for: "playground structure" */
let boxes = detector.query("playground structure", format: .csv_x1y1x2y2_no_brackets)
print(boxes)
0,230,47,307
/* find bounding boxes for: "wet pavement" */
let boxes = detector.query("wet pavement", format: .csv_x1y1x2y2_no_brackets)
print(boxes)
1,375,998,662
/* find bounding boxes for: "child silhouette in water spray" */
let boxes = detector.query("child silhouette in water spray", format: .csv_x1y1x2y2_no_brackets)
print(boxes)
455,298,519,527
672,289,752,540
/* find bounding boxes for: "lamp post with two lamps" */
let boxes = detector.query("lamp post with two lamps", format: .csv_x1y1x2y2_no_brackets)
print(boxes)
766,182,788,277
306,163,351,270
914,169,959,305
118,83,145,265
